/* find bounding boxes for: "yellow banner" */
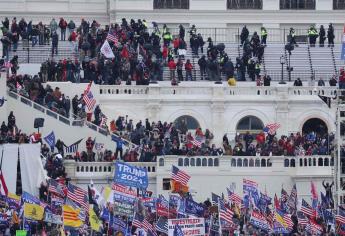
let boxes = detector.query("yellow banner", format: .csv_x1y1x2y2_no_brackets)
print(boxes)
62,205,83,228
24,203,44,221
89,206,101,232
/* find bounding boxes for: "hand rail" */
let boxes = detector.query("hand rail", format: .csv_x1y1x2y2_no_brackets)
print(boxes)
7,89,135,147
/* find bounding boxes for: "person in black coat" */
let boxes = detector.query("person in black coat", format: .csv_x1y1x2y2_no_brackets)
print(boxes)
327,23,335,47
198,55,207,80
51,31,58,56
240,25,249,46
319,25,326,47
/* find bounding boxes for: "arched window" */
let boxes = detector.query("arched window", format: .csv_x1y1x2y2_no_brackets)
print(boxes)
202,158,207,166
184,158,189,167
318,158,324,166
284,159,290,167
291,159,295,167
214,158,219,166
178,158,183,166
231,159,236,167
174,115,200,131
236,116,264,134
255,159,260,167
237,159,243,167
302,118,328,135
243,158,248,167
261,159,266,167
208,159,213,166
249,159,254,167
299,158,303,167
191,158,195,166
196,158,201,166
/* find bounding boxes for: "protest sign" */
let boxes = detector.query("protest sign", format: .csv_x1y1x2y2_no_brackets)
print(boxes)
113,184,136,216
114,162,148,188
168,218,205,236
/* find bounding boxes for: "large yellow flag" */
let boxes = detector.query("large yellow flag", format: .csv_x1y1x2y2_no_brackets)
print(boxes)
62,205,83,228
89,206,101,232
24,203,44,221
274,211,288,229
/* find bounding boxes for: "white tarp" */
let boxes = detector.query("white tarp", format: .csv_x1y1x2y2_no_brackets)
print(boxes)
19,144,47,196
1,144,19,194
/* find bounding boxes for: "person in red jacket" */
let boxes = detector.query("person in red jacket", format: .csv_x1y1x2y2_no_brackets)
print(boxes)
162,46,168,62
167,59,176,80
185,59,193,81
58,18,67,41
173,37,180,56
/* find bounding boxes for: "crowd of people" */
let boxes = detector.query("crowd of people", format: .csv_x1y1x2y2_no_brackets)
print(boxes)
3,17,341,85
225,131,334,157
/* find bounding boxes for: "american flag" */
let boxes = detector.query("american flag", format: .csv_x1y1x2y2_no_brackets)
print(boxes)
281,188,288,202
67,183,89,210
301,199,314,217
336,208,345,224
106,32,119,47
283,213,293,229
306,220,323,235
155,216,168,234
191,138,202,147
100,115,108,127
264,123,281,135
83,82,96,111
48,179,65,197
132,212,144,228
171,165,190,186
218,198,234,225
287,184,297,209
227,188,242,206
297,211,309,226
142,219,157,236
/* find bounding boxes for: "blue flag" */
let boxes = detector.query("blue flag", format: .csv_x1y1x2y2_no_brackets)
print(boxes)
342,26,345,60
44,131,55,151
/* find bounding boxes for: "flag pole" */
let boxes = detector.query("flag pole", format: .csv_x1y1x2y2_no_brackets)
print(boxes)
217,199,222,236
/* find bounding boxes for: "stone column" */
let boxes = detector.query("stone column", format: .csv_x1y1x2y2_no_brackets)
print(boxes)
276,86,289,136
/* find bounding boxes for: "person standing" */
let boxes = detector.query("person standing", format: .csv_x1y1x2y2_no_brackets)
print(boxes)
289,27,297,46
177,58,184,81
260,27,267,45
49,18,58,35
198,55,207,80
168,58,176,81
307,25,318,47
58,18,67,41
319,25,326,47
327,23,335,47
115,136,125,160
51,31,59,56
240,25,249,46
185,59,193,81
67,20,76,37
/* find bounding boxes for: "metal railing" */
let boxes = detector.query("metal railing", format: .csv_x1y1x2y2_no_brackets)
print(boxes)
7,89,135,146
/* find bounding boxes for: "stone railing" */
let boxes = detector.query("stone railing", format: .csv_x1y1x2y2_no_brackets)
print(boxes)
64,160,157,179
64,155,333,180
99,85,339,99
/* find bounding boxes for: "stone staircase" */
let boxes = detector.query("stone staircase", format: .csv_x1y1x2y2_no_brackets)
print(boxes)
8,40,78,64
7,38,345,82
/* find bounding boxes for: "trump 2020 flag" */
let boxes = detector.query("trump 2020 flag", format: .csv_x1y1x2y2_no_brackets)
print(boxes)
44,131,55,150
101,40,115,58
341,25,345,60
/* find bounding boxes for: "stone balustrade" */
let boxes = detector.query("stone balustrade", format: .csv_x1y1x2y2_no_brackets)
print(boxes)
99,85,339,99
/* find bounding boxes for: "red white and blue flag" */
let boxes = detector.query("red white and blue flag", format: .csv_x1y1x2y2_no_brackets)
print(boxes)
263,123,281,135
227,188,242,206
171,165,190,186
106,32,119,47
83,82,96,112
